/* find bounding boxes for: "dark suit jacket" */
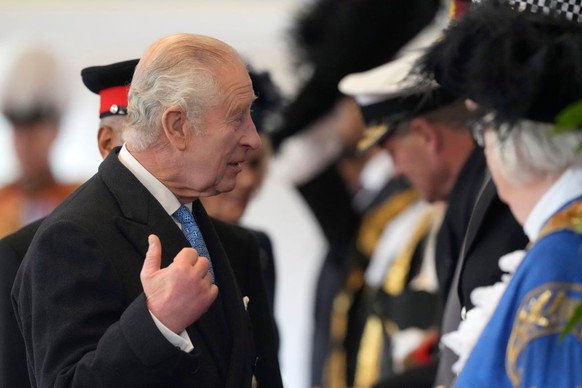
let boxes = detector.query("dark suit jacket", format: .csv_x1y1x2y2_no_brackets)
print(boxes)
435,177,528,387
2,220,281,388
212,223,281,387
252,229,276,314
0,219,42,388
435,147,487,303
456,178,529,311
12,149,282,388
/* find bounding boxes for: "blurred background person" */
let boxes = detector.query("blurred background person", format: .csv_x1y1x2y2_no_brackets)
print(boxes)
81,59,139,159
0,42,78,237
324,18,482,384
335,30,447,388
201,65,284,313
267,1,444,385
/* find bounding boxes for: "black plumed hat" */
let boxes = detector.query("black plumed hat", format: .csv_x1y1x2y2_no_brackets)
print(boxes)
413,0,582,124
269,0,442,151
248,66,284,134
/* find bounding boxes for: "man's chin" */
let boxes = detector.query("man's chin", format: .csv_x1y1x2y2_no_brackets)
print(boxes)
216,181,237,194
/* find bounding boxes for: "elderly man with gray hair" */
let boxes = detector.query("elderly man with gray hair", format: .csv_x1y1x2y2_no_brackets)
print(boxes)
13,33,282,388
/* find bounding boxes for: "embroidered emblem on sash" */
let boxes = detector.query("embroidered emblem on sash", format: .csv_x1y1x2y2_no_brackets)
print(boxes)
506,283,582,386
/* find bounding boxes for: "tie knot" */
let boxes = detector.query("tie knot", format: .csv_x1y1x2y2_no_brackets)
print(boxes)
173,205,194,225
172,203,215,283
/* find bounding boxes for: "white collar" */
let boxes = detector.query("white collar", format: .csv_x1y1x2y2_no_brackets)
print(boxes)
524,167,582,241
118,144,186,216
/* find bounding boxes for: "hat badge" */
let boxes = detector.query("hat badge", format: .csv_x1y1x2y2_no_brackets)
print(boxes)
357,122,390,152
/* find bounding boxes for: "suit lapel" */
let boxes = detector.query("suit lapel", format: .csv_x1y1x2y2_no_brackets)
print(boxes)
100,149,185,270
461,177,497,259
192,201,253,385
175,202,229,377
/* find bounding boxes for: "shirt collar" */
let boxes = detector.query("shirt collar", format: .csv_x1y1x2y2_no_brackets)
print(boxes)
118,144,190,216
524,167,582,241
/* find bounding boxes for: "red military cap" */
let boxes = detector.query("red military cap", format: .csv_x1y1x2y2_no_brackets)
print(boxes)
81,59,139,118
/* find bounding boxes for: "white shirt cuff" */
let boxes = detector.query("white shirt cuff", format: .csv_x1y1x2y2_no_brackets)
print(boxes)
149,311,194,353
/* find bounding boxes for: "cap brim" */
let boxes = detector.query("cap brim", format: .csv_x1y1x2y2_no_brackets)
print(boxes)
357,121,396,153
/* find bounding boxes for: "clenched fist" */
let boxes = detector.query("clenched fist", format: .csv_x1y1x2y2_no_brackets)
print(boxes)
140,234,218,333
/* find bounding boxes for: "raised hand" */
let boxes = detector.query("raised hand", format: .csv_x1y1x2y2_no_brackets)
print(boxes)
140,234,218,333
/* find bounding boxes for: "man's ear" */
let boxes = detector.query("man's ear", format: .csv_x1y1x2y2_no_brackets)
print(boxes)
409,117,440,153
97,126,115,159
162,107,189,150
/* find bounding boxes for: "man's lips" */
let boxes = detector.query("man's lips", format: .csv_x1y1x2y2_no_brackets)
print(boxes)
228,161,243,172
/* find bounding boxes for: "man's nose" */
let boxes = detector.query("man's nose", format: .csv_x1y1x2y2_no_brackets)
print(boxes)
245,121,262,150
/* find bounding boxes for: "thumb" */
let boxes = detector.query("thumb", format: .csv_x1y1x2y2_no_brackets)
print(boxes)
141,234,162,277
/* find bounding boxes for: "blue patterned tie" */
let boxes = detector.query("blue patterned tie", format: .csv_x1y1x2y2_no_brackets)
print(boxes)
173,205,215,283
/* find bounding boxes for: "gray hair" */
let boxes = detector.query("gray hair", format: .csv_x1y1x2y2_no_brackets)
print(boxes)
489,120,582,184
124,34,245,151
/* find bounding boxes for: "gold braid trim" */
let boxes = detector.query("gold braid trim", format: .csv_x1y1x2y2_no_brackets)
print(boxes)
537,201,582,242
323,269,364,388
323,189,419,387
356,188,420,257
384,204,445,296
353,317,398,388
448,0,457,20
352,204,444,387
